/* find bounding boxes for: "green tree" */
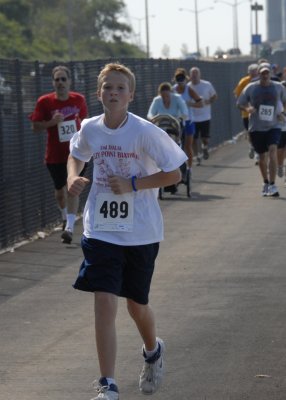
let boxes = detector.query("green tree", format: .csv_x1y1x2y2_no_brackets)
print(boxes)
0,13,31,59
0,0,31,25
0,0,145,61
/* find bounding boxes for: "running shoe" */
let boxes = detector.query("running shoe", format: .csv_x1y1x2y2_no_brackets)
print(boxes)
255,153,260,166
61,229,73,244
248,147,255,159
267,184,279,197
202,147,209,160
196,156,201,166
91,378,119,400
181,166,191,185
261,183,269,197
139,337,165,395
277,165,284,178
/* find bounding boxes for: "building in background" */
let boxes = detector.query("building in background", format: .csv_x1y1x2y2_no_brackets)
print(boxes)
266,0,286,51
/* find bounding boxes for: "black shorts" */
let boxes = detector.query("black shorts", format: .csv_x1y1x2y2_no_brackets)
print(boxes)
46,162,87,190
278,131,286,149
194,120,210,139
73,237,160,305
249,129,281,154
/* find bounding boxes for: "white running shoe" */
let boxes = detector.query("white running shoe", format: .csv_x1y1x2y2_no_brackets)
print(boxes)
261,183,269,197
196,156,201,166
267,184,279,197
139,337,165,395
91,378,119,400
277,166,284,178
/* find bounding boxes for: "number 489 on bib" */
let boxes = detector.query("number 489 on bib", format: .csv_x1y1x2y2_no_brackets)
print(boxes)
100,200,129,219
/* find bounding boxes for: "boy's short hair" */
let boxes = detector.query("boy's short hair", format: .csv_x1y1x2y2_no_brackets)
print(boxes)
52,65,71,79
158,82,172,94
97,63,136,93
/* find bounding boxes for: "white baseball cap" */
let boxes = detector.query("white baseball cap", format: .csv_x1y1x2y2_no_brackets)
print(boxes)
258,63,271,73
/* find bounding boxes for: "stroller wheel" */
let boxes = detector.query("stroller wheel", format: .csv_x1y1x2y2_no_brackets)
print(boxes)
180,162,187,184
186,169,192,198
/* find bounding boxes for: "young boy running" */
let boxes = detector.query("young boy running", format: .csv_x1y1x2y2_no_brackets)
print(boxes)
67,63,187,399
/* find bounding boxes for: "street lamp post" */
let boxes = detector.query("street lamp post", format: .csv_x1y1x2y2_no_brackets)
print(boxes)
214,0,252,50
179,1,214,55
131,17,145,47
194,0,199,55
145,0,150,58
131,14,156,54
214,0,236,49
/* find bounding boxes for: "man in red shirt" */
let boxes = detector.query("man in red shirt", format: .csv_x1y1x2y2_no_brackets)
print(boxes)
30,65,88,244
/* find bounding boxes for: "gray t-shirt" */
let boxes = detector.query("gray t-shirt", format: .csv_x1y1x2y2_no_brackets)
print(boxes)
237,80,286,131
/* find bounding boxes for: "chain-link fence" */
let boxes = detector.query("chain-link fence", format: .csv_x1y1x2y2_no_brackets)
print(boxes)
1,55,285,251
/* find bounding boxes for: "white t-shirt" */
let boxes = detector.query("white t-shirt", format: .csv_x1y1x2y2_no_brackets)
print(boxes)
70,112,187,246
188,79,217,122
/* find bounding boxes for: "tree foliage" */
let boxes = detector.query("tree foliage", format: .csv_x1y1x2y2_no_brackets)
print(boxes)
0,0,145,61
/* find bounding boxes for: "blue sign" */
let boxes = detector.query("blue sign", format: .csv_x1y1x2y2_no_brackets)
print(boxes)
252,34,262,45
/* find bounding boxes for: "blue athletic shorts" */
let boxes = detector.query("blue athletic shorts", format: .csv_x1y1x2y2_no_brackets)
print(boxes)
73,236,160,305
184,120,195,136
249,129,281,154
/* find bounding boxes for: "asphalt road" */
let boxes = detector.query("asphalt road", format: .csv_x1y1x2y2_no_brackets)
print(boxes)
1,136,286,400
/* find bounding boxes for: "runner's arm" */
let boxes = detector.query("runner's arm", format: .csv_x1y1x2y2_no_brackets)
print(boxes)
67,155,89,196
32,111,64,132
108,169,181,195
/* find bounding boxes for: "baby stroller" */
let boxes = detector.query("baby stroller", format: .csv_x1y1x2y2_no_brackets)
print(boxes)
151,114,191,199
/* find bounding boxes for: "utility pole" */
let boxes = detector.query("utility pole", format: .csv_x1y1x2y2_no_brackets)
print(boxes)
179,2,213,56
145,0,150,58
194,0,199,54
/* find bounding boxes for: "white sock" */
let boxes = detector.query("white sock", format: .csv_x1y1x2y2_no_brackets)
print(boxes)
65,214,76,232
144,342,159,358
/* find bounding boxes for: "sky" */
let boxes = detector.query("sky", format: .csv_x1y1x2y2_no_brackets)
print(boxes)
123,0,267,58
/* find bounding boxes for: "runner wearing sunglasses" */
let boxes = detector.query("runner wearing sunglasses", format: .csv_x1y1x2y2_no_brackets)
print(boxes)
30,65,88,243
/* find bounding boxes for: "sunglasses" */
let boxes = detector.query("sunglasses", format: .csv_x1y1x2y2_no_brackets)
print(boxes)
54,77,67,82
175,75,186,83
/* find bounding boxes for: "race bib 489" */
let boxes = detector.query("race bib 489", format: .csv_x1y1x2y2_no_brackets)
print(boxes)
94,192,134,232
